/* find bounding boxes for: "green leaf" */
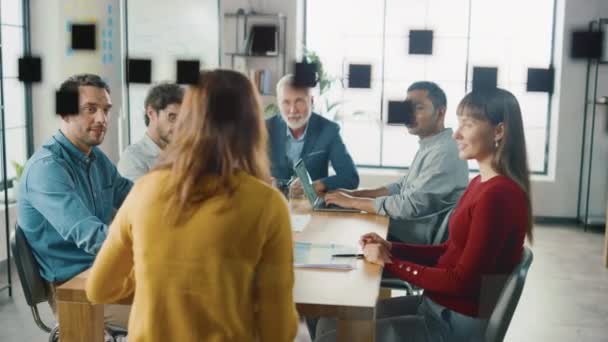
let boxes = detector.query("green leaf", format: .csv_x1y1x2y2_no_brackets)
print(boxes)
264,103,279,118
11,160,24,181
327,101,344,113
320,79,331,94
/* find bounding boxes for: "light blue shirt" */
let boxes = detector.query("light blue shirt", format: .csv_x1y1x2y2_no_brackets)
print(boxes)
117,133,161,181
17,131,133,282
373,128,469,243
285,122,309,168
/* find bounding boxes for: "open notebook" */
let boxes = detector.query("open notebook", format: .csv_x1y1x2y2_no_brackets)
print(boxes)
294,242,359,270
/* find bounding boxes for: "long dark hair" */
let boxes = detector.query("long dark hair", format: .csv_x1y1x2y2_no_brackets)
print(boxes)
457,88,533,243
155,69,270,224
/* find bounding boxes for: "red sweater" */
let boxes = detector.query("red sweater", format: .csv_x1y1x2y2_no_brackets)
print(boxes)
384,175,527,317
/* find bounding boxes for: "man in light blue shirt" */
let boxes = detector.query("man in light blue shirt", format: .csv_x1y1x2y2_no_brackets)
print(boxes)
118,82,183,181
18,74,132,285
285,122,308,167
325,81,469,244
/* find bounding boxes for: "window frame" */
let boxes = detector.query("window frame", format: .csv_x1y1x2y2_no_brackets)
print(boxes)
304,0,557,175
0,0,32,190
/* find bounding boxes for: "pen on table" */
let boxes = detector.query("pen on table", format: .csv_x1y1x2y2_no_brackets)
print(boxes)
331,253,364,258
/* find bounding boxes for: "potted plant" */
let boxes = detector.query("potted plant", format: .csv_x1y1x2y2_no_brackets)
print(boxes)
11,160,24,201
302,49,344,121
263,49,344,120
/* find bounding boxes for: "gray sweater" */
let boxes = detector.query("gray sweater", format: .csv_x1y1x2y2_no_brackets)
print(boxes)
373,128,469,244
117,133,161,181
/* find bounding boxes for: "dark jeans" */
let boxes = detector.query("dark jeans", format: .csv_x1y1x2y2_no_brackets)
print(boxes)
315,295,487,342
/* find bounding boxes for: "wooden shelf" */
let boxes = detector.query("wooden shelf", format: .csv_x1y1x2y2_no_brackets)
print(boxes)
225,12,286,19
225,52,279,58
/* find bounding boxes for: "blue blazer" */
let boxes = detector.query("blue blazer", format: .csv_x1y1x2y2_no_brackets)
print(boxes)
266,113,359,191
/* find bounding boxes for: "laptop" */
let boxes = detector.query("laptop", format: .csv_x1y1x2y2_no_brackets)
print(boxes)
293,159,360,212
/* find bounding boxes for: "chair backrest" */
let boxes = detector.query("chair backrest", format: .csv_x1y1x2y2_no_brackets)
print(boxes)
10,223,49,306
431,207,454,245
484,246,534,342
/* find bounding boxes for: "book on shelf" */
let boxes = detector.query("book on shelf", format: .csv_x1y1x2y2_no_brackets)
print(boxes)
248,69,272,95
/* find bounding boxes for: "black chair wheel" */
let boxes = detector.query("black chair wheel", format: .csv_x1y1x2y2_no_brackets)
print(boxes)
48,325,59,342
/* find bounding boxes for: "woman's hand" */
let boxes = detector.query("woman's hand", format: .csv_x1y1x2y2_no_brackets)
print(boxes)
362,243,392,266
359,232,392,250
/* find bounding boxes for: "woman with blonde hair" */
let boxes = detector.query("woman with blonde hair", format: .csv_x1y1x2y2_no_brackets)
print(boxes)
86,69,299,341
317,88,532,342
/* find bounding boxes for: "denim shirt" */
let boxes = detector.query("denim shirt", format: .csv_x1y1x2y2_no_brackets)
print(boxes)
17,131,133,282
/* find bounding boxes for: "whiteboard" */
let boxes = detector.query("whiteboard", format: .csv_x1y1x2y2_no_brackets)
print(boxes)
124,0,220,148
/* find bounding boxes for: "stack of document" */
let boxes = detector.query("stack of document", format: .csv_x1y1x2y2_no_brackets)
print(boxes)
294,242,359,270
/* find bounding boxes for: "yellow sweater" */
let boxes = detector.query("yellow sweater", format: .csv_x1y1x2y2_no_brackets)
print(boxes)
86,170,298,341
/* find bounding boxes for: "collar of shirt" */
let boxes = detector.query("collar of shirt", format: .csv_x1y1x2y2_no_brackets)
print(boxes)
419,128,454,150
142,132,162,155
53,130,96,166
285,121,309,142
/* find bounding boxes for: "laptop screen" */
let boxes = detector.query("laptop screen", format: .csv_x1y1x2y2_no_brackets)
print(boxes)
293,159,318,205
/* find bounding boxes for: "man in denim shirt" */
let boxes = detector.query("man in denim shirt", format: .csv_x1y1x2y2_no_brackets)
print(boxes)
17,74,133,326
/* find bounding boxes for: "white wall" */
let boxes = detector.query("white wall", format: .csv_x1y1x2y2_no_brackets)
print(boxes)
30,0,124,162
125,0,220,146
536,0,608,218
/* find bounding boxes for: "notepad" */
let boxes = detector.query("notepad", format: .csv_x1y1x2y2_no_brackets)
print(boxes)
294,242,359,270
291,214,311,232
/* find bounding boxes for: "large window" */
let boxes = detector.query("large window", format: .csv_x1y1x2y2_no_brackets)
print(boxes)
306,0,555,173
1,0,28,185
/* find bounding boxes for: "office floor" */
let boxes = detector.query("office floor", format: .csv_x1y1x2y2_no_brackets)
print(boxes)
0,223,607,342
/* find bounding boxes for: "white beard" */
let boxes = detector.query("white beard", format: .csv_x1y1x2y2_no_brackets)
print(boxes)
282,112,311,130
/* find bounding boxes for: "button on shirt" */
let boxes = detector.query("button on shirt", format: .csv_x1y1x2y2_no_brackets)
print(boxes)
285,123,309,168
17,131,133,282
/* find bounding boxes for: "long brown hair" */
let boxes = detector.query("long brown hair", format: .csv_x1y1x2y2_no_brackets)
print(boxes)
155,69,270,224
457,88,533,243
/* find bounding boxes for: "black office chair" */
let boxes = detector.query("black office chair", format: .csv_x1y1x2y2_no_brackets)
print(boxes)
11,224,128,342
431,207,454,245
380,207,454,295
10,224,59,341
484,246,534,342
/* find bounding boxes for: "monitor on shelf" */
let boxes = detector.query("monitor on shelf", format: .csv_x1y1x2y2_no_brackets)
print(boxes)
249,25,278,56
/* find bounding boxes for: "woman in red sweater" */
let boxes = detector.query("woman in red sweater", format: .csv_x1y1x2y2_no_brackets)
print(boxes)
317,88,532,342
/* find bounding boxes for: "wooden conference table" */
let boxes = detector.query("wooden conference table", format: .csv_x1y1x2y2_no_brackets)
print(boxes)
56,200,389,342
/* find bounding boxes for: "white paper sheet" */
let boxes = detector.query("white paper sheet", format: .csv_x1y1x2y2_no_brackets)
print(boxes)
291,214,311,232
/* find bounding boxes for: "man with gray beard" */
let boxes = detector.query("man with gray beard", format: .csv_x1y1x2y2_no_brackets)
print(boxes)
266,74,359,195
